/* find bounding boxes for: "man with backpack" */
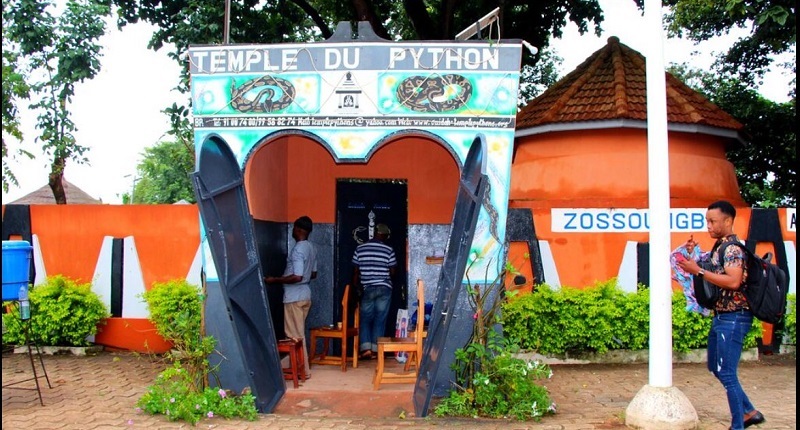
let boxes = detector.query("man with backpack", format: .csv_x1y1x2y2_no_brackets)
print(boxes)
677,200,765,430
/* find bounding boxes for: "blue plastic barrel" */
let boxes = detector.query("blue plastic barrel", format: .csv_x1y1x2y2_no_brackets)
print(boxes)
2,240,33,301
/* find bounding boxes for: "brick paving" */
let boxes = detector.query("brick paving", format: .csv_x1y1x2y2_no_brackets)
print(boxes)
2,349,795,429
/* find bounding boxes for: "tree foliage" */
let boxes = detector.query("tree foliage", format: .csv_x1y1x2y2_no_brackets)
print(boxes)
111,0,607,95
3,0,110,203
130,139,196,204
663,0,796,98
672,64,796,207
3,1,793,207
1,1,33,192
664,0,796,207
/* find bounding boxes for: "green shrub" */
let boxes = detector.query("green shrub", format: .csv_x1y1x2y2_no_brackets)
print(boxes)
436,351,555,420
2,275,109,346
614,288,650,350
140,279,214,389
784,294,796,345
137,279,257,424
137,362,257,425
502,279,643,355
435,262,555,421
502,279,761,355
670,291,712,352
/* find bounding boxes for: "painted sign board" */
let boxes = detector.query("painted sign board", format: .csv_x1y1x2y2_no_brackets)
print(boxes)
189,37,524,280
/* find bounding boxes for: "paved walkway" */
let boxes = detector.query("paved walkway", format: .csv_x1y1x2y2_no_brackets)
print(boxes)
2,349,795,429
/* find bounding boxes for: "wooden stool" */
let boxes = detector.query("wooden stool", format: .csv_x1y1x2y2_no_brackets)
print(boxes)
277,338,306,388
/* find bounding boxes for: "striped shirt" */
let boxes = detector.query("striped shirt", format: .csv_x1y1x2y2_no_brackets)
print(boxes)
352,240,397,289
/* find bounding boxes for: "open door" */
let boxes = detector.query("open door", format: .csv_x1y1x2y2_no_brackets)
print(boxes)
413,136,489,417
335,179,409,350
192,135,285,413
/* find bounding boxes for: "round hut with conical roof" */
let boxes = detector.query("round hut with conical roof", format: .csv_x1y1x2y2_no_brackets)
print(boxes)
508,36,748,289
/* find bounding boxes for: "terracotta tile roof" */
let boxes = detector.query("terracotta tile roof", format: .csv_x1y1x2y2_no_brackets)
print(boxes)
517,36,743,131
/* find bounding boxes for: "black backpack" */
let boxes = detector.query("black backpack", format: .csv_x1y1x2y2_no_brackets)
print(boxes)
719,242,790,324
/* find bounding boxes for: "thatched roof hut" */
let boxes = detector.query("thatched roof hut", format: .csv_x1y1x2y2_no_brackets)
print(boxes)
6,179,102,204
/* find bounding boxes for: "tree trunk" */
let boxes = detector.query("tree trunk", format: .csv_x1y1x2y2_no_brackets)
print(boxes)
351,0,391,40
49,156,67,204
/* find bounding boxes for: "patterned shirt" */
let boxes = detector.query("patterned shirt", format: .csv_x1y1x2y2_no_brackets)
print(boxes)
710,234,750,313
352,240,397,289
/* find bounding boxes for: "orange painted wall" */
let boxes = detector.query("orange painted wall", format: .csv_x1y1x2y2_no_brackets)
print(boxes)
25,205,200,287
244,134,460,224
511,128,746,208
508,126,765,288
4,127,793,352
505,207,795,290
2,204,201,353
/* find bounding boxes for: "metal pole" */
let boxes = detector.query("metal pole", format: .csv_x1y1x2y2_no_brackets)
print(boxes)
130,177,138,205
223,0,231,44
644,0,672,389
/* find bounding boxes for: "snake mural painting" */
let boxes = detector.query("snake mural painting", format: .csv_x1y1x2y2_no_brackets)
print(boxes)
396,74,473,112
230,76,296,113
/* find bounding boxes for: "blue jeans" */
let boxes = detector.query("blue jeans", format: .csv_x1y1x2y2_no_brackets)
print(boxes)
708,310,757,430
359,286,392,352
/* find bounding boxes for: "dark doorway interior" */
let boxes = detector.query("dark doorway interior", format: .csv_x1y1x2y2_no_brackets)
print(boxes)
335,179,408,355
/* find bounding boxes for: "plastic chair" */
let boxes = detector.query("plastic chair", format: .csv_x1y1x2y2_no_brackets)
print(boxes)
373,279,425,389
308,284,359,372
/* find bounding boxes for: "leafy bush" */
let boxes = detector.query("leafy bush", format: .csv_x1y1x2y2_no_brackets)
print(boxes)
137,362,257,425
137,279,257,424
2,275,109,346
784,294,796,345
140,279,214,389
502,279,762,355
670,292,713,351
434,262,555,421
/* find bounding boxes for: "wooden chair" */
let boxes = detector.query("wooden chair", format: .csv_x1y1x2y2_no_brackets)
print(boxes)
309,284,359,372
373,279,425,389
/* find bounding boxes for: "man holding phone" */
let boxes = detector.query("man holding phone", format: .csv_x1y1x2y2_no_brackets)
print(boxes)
675,200,764,430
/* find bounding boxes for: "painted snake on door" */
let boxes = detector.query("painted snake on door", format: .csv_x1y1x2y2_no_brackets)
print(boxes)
230,76,296,113
396,74,473,112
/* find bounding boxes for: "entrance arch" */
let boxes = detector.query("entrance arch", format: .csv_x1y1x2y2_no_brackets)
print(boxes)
241,130,461,355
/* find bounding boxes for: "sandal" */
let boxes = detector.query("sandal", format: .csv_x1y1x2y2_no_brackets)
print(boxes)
359,350,374,360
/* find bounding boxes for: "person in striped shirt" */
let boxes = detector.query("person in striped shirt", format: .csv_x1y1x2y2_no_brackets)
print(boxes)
351,223,397,360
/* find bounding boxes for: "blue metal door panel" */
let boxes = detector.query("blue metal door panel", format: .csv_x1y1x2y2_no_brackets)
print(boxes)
413,136,488,417
192,135,285,413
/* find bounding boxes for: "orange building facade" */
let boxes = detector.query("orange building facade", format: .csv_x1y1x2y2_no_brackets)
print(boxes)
2,37,795,354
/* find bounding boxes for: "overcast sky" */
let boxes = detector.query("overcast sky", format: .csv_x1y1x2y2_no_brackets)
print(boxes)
2,1,793,204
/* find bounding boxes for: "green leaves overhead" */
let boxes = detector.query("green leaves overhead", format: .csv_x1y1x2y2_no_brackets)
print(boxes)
3,0,111,203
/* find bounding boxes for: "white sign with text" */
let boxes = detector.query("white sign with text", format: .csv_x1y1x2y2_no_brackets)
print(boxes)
552,208,708,233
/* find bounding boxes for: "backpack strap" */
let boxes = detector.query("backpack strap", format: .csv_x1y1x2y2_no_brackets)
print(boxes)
715,240,751,264
716,240,753,289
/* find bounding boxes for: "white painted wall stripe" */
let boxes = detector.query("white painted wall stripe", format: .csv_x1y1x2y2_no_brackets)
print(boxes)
617,241,639,293
186,243,203,287
91,236,114,312
538,240,560,289
122,236,148,318
202,238,219,282
784,241,796,295
31,234,47,286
